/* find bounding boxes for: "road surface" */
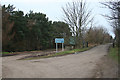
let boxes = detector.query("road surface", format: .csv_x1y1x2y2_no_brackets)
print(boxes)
2,44,118,78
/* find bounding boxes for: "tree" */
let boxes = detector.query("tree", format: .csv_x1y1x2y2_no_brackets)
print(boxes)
85,26,112,45
62,0,92,48
1,4,72,52
2,5,15,51
10,10,28,51
25,11,53,50
101,0,120,47
52,21,72,46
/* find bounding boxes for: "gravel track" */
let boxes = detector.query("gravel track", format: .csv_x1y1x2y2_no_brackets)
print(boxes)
2,44,118,78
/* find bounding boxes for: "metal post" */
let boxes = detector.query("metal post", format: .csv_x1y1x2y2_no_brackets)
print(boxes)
56,43,58,52
62,43,64,51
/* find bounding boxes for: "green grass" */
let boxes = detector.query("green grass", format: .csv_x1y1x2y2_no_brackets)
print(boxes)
1,46,93,60
72,47,90,52
22,47,92,60
109,47,118,62
0,52,9,55
53,47,90,56
0,52,18,56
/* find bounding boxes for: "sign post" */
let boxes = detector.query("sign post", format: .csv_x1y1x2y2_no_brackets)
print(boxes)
69,37,75,45
62,43,64,51
56,43,58,52
55,38,64,52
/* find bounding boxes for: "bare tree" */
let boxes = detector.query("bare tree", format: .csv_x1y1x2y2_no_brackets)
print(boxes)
62,0,92,48
85,26,111,45
101,0,120,20
101,0,120,47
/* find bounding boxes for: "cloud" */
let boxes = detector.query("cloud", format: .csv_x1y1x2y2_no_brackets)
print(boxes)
1,0,71,4
1,0,116,6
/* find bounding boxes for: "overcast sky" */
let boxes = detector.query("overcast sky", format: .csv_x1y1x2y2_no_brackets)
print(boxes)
1,0,115,38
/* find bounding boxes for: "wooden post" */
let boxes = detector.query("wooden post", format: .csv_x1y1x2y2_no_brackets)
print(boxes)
56,43,58,52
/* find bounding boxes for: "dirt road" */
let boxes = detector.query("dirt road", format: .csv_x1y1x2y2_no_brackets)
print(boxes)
2,44,118,78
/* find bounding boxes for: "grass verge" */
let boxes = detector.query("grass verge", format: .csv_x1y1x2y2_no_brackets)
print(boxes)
0,52,18,56
0,52,9,55
109,47,118,62
22,47,92,60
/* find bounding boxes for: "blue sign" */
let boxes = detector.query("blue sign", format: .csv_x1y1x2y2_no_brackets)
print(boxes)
55,38,64,43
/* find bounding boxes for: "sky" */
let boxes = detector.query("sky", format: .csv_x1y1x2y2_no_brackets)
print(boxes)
1,0,115,38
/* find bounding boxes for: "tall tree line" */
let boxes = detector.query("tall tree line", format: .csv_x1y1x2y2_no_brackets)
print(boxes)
2,4,71,52
2,4,112,52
